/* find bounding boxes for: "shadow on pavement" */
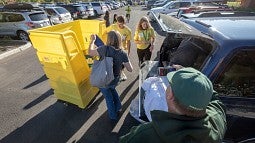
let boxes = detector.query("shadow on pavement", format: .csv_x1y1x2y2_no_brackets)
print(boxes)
120,75,139,100
23,89,53,110
77,110,119,143
22,74,51,110
1,94,105,143
1,76,140,143
77,77,140,143
23,74,48,89
117,88,140,136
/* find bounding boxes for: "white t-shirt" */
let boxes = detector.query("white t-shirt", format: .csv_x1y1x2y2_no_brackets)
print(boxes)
142,76,169,121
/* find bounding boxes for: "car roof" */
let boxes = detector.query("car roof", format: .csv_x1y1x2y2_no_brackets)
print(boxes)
181,11,254,18
182,16,255,41
1,10,45,14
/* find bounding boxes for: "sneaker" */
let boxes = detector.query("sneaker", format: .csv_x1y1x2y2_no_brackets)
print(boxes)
120,72,127,81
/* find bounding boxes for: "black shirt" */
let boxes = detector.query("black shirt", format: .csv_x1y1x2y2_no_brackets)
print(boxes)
97,46,129,77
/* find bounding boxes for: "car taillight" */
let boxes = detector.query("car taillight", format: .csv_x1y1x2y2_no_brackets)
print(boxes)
25,22,35,28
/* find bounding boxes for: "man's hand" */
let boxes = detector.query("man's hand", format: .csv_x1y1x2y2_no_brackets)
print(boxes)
172,64,184,70
150,44,154,52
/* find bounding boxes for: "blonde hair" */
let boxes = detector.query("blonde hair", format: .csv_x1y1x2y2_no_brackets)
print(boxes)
136,16,152,31
106,30,121,49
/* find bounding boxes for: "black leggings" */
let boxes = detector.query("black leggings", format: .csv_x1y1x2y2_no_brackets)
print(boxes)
137,46,152,66
126,14,130,19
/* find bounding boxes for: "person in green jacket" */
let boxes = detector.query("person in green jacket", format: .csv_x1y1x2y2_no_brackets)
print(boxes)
120,67,227,143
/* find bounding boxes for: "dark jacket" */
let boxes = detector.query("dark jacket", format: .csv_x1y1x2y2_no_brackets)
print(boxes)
119,93,226,143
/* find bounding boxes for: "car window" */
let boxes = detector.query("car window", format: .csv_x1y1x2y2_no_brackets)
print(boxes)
74,6,85,11
214,49,255,97
45,9,56,16
163,1,173,8
5,13,24,22
87,5,93,9
170,36,213,69
180,2,191,7
92,3,100,6
63,6,75,13
55,7,68,14
169,2,180,9
29,12,48,21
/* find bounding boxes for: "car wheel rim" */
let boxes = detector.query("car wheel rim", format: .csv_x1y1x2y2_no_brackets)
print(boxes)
19,32,28,41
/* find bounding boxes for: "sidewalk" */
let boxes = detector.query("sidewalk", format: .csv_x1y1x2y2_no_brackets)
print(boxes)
0,40,31,60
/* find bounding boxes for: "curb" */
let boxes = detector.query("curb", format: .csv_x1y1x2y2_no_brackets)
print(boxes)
0,42,32,60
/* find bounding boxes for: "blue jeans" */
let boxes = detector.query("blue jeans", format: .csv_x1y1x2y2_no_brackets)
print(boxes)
99,77,121,120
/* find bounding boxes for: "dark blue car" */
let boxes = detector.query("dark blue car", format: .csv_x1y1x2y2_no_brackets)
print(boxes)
131,13,255,142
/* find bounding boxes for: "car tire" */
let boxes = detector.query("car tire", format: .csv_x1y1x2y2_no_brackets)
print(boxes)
94,10,98,17
17,31,29,41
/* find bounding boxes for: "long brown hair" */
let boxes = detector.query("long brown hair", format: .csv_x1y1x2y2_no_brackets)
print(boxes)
136,16,152,31
106,30,121,49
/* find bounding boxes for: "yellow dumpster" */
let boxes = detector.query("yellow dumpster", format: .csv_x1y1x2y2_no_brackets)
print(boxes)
29,20,106,108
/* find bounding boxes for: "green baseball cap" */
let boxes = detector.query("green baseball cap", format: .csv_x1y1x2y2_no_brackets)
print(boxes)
166,67,213,110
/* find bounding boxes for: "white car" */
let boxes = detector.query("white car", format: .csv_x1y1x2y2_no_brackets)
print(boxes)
150,1,193,14
44,7,73,25
149,0,193,20
91,2,108,16
80,3,95,18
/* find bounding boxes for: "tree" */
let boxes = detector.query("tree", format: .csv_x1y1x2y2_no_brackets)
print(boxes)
241,0,255,8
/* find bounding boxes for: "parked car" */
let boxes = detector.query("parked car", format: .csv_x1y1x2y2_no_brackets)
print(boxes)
79,3,95,18
130,12,255,142
105,2,115,10
148,0,227,20
90,2,108,16
0,3,51,41
175,5,233,18
151,0,172,8
38,2,55,8
147,0,158,9
60,4,87,20
148,0,193,20
179,10,255,19
44,7,72,25
127,0,133,6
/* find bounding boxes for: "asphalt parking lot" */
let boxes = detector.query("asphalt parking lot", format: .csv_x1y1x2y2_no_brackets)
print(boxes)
0,5,165,143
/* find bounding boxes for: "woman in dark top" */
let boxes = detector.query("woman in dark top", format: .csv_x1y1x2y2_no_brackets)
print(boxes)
104,11,110,27
89,31,133,121
113,13,118,24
